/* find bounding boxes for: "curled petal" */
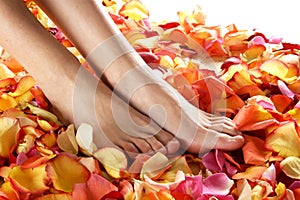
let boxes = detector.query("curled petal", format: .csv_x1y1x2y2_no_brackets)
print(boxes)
8,76,36,97
75,123,97,156
57,124,78,155
140,152,170,180
233,104,277,131
93,147,127,179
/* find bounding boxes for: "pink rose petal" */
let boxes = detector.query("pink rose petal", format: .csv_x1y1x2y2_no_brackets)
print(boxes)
202,173,234,196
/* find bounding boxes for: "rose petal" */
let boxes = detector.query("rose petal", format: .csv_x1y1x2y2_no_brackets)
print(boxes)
36,193,72,200
0,94,17,112
93,147,127,179
9,165,49,194
26,104,60,124
202,173,234,196
232,166,267,181
172,175,203,199
242,135,272,165
280,156,300,179
75,123,97,156
8,76,36,97
57,124,78,154
46,154,90,193
270,94,293,113
0,117,20,158
119,0,149,21
278,80,295,99
260,59,289,81
72,174,118,200
233,104,277,131
265,121,300,157
159,156,192,183
140,152,170,180
0,63,15,79
202,150,225,172
235,179,252,199
0,182,19,200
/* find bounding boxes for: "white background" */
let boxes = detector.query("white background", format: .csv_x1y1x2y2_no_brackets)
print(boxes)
142,0,299,43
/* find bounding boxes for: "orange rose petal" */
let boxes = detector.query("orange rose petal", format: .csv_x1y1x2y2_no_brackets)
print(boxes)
232,166,267,181
3,58,24,73
15,90,34,109
280,156,300,179
46,154,90,193
242,135,272,165
21,155,54,169
29,87,48,109
285,63,299,80
0,93,17,112
119,0,149,21
260,59,289,81
227,70,256,93
8,76,36,97
266,122,300,157
236,85,265,97
39,132,57,148
0,78,16,90
0,117,20,158
9,165,49,194
0,182,19,200
270,94,293,113
287,108,300,123
288,79,300,94
233,104,277,131
57,124,79,155
242,44,266,62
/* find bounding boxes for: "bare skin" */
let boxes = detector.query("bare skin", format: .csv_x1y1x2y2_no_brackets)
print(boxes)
0,0,179,155
0,0,244,156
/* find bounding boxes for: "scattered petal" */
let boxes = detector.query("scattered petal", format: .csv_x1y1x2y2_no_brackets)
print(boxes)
9,165,49,194
93,147,127,179
57,124,79,154
46,154,90,193
280,156,300,179
0,117,20,158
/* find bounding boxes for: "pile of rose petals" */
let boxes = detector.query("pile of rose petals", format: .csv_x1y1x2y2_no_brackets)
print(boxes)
0,0,299,199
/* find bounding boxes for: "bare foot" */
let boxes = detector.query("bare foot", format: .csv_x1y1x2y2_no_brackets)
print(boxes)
89,52,244,155
49,65,180,156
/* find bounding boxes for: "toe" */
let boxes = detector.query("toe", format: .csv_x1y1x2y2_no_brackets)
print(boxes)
146,136,168,155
